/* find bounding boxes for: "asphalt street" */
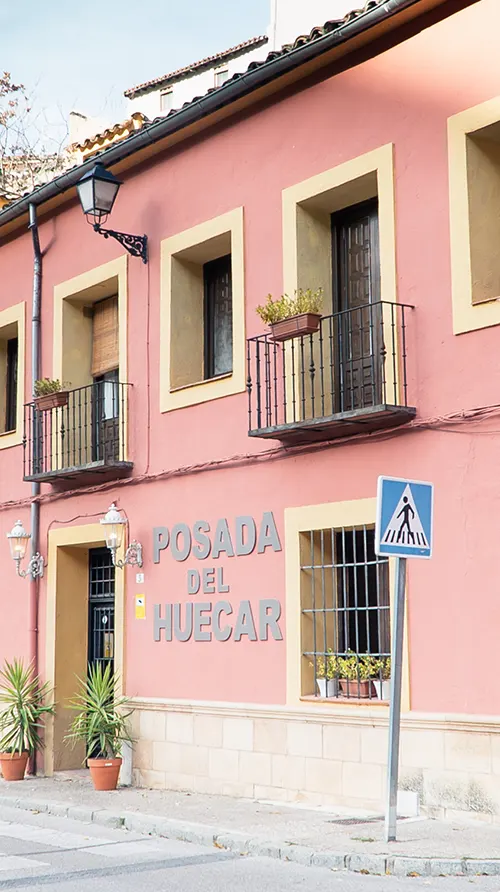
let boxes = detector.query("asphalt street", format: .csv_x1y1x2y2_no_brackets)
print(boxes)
0,806,499,890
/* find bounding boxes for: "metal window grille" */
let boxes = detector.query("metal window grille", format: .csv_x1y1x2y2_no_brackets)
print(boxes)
301,526,390,700
88,548,115,671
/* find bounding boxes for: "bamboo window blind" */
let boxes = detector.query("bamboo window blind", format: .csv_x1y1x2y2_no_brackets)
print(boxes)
91,296,119,376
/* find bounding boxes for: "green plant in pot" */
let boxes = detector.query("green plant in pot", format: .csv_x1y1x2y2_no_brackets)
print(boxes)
334,651,380,699
33,378,69,412
309,649,339,698
372,656,391,700
256,288,324,341
65,663,133,791
0,659,55,781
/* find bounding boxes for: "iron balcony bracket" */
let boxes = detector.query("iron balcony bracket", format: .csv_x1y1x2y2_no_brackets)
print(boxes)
94,223,148,263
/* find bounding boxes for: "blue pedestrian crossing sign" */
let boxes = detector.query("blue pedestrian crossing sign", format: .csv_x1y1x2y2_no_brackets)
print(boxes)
375,476,433,559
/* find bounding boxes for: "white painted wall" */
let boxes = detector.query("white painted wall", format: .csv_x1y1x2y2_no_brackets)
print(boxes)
128,0,361,119
268,0,361,50
127,44,266,119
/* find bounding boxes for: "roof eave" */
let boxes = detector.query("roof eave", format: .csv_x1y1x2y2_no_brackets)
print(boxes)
0,0,474,237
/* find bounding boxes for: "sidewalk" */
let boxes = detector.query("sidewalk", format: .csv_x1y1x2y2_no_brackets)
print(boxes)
1,773,500,877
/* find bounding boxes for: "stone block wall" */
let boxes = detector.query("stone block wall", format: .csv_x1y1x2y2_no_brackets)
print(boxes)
130,702,500,820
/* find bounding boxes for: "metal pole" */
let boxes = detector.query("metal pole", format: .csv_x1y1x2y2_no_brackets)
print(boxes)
384,556,407,842
28,202,42,778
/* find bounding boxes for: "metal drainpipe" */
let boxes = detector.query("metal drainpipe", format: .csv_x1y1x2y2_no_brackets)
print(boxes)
28,202,41,777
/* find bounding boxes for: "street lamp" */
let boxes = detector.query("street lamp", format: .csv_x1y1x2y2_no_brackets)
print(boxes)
76,162,148,263
100,504,143,569
6,520,44,579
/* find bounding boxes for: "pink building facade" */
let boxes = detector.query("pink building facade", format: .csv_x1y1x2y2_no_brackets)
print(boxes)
0,0,499,817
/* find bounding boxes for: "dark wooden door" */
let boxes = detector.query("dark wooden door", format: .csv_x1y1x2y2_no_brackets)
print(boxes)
88,547,115,673
92,369,119,463
332,201,381,412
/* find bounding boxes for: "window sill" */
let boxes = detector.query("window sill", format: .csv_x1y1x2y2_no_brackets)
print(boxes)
0,428,16,438
170,372,232,393
300,695,389,707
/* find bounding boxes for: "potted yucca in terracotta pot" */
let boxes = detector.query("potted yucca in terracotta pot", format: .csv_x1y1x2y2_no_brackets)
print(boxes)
33,378,69,411
256,288,323,342
65,663,133,792
0,658,55,782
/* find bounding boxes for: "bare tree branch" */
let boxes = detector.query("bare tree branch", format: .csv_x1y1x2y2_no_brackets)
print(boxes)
0,71,72,199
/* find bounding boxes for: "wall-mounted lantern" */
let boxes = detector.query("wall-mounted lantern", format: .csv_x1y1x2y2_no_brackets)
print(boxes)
100,504,143,569
76,162,148,263
6,520,44,579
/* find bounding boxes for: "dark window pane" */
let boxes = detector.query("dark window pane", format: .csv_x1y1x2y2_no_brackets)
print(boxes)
5,337,18,432
204,254,233,379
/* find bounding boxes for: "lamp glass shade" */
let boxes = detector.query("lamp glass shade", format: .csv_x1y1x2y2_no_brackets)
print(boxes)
101,504,126,551
76,163,122,221
7,520,30,561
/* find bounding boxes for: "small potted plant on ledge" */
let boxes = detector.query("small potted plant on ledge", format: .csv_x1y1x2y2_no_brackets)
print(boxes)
33,378,69,411
256,287,323,342
0,658,55,782
335,652,380,699
65,663,133,792
372,657,391,701
310,649,339,698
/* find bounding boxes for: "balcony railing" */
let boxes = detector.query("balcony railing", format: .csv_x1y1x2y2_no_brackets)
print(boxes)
23,381,133,483
247,301,415,444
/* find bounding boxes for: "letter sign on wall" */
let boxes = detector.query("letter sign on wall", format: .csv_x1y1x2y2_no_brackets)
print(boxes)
152,512,283,644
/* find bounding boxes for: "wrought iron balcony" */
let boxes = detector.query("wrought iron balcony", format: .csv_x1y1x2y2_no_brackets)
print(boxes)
23,381,133,483
247,301,415,444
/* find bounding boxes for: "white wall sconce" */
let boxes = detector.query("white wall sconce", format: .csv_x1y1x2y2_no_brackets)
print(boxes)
100,504,143,569
7,520,44,579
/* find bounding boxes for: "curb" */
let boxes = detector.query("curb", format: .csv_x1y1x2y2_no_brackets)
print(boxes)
0,793,499,877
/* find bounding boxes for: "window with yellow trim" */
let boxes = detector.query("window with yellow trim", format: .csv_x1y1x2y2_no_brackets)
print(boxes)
300,524,391,702
0,303,24,446
160,207,246,413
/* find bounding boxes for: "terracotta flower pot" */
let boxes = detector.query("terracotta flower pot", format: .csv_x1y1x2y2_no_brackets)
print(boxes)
0,751,29,781
34,391,68,412
270,313,322,342
339,678,374,699
88,757,122,791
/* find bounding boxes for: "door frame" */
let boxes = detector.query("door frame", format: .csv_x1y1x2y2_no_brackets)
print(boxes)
44,523,125,777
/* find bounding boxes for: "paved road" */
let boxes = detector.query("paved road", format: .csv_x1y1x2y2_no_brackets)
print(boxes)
0,806,499,890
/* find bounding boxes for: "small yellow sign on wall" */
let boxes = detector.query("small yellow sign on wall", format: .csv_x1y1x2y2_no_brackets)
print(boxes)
135,595,146,620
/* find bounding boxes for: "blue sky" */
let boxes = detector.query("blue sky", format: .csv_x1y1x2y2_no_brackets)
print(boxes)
1,0,269,131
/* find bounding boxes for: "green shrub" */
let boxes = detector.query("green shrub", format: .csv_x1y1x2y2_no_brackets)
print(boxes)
256,288,323,325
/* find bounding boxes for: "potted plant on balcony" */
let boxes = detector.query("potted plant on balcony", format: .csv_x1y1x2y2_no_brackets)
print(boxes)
310,649,339,698
335,652,380,699
33,378,69,411
372,657,391,701
0,658,55,782
65,663,133,791
256,288,323,342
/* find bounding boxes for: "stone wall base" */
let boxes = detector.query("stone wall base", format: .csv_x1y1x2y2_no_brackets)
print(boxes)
130,700,500,821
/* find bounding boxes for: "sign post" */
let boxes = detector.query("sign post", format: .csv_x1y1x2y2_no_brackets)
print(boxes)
375,476,434,843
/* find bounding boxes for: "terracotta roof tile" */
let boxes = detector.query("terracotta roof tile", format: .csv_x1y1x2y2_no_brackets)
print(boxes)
125,35,269,98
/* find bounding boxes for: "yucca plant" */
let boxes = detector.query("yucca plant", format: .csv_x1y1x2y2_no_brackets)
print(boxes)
0,658,55,755
65,663,133,760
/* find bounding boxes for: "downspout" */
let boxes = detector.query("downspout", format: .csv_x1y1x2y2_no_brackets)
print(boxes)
28,202,41,776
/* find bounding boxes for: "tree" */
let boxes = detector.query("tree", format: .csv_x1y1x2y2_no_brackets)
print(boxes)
0,70,70,200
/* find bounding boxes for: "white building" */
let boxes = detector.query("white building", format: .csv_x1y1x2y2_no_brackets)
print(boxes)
125,1,365,119
125,36,269,120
